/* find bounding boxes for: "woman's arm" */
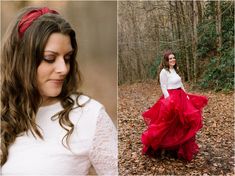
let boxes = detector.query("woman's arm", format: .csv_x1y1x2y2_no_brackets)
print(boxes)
89,108,118,175
160,69,169,98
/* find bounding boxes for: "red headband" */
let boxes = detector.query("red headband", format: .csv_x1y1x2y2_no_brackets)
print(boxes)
18,7,59,38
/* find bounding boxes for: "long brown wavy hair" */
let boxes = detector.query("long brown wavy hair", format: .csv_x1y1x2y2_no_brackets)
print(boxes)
157,50,179,83
1,7,83,166
159,50,178,72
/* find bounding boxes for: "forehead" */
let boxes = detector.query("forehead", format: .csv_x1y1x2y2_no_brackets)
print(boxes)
44,33,73,53
168,54,175,58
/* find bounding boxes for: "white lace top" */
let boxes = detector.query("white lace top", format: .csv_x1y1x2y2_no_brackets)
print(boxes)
1,95,118,176
160,68,185,98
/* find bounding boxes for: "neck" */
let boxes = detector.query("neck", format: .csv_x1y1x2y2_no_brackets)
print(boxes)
40,97,59,107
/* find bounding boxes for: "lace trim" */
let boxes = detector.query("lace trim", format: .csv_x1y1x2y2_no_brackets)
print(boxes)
89,108,118,175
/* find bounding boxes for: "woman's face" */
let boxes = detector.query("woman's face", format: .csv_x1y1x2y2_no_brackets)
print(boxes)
37,33,73,103
168,54,176,68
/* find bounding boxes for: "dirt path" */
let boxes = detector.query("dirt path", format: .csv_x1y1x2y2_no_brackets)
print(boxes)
118,80,234,175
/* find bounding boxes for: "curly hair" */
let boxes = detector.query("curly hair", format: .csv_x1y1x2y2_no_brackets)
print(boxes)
1,7,83,165
159,50,178,72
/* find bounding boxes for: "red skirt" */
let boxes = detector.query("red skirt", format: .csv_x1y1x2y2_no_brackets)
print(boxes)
141,88,208,161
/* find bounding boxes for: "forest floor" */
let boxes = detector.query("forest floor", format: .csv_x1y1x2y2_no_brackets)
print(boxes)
118,80,234,175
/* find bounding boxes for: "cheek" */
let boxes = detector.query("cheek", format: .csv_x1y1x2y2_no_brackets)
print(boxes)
36,64,51,84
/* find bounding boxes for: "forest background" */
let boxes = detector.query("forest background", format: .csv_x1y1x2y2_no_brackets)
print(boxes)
118,1,234,175
118,1,234,92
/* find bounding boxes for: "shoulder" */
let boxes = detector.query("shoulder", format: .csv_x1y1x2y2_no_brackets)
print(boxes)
80,95,103,114
160,68,168,75
68,95,107,154
71,95,103,109
69,94,105,135
70,94,104,117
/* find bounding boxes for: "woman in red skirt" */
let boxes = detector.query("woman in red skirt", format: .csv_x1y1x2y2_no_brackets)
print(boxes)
141,50,208,161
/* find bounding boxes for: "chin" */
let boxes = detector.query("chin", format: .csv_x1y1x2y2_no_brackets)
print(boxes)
46,90,62,97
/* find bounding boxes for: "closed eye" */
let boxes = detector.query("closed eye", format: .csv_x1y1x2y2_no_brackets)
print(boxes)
43,50,74,64
64,54,73,63
43,56,55,63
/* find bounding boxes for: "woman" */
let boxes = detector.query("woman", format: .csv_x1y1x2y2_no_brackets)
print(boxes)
141,50,208,161
1,7,117,175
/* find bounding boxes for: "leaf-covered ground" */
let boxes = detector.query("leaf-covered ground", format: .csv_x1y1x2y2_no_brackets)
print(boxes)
118,80,234,175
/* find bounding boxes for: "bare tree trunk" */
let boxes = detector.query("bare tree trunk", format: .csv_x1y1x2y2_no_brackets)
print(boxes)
175,1,185,76
197,1,203,24
169,1,175,42
180,1,190,81
215,0,222,62
130,2,146,81
192,0,198,83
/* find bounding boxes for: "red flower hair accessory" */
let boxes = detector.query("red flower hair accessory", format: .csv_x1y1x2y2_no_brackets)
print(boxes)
18,7,59,38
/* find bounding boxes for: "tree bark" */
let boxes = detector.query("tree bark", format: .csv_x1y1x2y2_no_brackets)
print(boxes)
196,1,203,24
215,0,222,62
180,1,190,81
192,0,198,82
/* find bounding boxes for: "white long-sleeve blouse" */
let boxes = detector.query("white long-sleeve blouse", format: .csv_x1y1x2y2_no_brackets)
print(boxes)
1,95,118,176
159,68,185,98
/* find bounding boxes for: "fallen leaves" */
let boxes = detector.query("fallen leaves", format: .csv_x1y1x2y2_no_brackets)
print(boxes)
118,80,234,175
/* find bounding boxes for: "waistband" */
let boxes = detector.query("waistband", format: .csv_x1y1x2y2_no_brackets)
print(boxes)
167,87,182,90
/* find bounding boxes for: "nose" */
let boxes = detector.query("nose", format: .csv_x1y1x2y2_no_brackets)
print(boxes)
55,57,69,74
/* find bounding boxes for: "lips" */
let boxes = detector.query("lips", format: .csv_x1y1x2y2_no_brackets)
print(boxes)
48,79,64,85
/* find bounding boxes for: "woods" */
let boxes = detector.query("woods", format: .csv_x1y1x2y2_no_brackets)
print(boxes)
118,1,234,91
118,81,234,175
118,2,234,175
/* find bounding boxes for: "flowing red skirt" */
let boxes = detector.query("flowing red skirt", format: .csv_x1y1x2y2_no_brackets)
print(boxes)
141,88,208,161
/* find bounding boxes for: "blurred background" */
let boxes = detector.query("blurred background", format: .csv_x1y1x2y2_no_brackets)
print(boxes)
1,1,117,125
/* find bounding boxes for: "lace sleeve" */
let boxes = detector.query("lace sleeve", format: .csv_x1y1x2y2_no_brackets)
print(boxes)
89,108,118,175
160,69,169,98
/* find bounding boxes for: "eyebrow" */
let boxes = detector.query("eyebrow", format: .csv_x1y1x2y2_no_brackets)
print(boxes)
44,49,74,55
